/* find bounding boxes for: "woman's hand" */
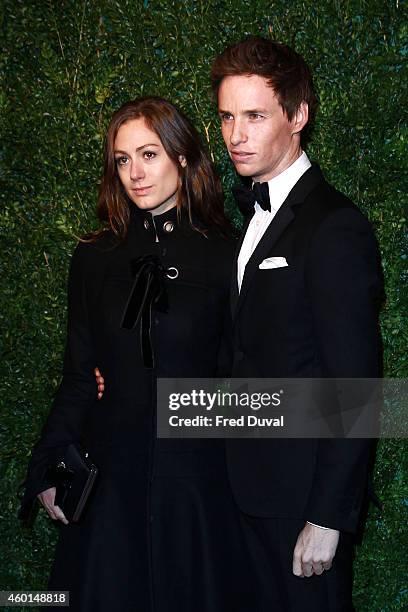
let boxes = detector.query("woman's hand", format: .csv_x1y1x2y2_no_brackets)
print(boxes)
37,487,69,525
94,367,105,400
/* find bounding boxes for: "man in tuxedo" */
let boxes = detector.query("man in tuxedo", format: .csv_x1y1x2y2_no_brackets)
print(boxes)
210,37,382,610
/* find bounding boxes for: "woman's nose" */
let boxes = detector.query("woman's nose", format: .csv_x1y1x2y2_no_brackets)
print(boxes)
130,161,145,181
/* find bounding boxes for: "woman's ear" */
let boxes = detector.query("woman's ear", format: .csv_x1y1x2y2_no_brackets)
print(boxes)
178,155,187,168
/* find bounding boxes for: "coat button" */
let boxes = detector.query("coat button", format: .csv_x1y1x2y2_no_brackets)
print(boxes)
163,221,174,233
144,219,150,230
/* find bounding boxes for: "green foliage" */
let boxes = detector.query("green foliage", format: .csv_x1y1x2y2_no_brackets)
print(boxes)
1,1,407,610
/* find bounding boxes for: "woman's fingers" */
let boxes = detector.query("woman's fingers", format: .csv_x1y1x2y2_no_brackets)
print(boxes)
37,487,69,524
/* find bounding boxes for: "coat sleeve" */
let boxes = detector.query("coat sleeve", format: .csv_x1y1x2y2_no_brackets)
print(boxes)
18,243,98,520
302,207,383,532
214,236,236,378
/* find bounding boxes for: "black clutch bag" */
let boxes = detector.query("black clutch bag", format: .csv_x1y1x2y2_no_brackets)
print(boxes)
45,443,98,523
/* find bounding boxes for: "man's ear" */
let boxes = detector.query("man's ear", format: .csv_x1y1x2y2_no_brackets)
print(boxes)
291,101,309,135
178,155,187,168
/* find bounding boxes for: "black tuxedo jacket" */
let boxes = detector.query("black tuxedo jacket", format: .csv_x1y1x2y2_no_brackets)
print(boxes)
226,163,382,533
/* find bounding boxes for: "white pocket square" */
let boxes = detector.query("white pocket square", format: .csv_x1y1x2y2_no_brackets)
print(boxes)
258,256,288,269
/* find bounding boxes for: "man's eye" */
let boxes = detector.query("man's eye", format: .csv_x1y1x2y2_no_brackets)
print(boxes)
249,113,263,120
115,156,128,166
143,151,156,160
220,113,233,121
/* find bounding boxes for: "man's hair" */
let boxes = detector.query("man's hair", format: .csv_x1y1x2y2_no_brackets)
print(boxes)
211,36,318,124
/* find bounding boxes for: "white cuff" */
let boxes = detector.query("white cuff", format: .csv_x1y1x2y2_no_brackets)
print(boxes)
307,521,329,530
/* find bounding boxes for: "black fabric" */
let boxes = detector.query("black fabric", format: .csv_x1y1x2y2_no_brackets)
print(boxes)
20,207,255,611
120,254,167,368
48,445,255,612
239,515,355,611
227,163,383,533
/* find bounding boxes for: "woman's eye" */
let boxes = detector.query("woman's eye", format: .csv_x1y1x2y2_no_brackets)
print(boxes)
115,156,128,166
143,151,156,160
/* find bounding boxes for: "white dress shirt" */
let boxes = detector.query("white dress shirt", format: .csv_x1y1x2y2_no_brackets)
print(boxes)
237,151,311,291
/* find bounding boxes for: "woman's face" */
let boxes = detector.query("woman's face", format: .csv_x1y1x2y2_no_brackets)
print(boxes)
114,118,185,215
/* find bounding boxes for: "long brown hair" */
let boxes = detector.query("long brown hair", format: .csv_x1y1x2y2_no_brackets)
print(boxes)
92,96,230,241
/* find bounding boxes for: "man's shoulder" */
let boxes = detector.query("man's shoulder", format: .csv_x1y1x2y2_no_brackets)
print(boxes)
298,164,369,228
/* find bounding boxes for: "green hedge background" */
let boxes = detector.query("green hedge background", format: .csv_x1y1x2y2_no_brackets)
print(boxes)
1,1,407,610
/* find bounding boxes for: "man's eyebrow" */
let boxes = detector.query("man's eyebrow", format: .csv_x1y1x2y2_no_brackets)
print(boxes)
243,108,269,114
218,108,269,115
114,143,160,154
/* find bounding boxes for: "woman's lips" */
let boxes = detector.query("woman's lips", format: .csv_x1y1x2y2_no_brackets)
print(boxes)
131,186,152,195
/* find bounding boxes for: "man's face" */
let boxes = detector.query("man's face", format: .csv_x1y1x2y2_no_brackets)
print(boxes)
218,74,304,182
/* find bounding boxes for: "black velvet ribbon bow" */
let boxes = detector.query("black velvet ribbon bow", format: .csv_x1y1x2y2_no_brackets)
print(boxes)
232,181,271,216
121,254,168,369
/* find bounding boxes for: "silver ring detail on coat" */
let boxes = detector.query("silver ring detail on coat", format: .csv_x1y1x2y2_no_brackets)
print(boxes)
166,267,179,280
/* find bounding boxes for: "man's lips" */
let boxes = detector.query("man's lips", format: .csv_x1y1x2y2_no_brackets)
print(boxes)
229,150,255,162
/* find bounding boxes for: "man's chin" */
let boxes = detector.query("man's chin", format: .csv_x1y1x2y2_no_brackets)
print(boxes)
231,162,254,177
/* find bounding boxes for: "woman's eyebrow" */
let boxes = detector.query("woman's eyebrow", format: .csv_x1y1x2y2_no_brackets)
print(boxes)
135,143,160,151
114,143,160,154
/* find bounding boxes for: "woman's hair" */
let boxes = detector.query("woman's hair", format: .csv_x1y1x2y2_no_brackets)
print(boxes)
91,96,230,240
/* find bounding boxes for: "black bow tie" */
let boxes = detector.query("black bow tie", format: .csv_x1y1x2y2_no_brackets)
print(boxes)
232,182,271,216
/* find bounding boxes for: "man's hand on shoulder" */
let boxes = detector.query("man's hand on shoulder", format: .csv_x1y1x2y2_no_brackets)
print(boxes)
292,522,340,578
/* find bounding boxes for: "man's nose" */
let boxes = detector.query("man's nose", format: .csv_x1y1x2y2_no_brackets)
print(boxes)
230,120,247,146
130,161,145,181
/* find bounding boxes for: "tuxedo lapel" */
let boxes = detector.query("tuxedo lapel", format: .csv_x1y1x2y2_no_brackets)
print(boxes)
235,203,295,317
232,163,325,320
230,214,253,315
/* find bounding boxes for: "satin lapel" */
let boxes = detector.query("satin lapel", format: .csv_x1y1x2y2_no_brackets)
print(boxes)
233,202,295,318
230,214,253,316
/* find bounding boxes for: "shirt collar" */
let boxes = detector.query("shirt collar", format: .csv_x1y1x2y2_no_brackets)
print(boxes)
254,151,311,214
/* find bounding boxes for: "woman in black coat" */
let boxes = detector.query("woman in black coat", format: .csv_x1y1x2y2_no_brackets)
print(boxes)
19,97,254,611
